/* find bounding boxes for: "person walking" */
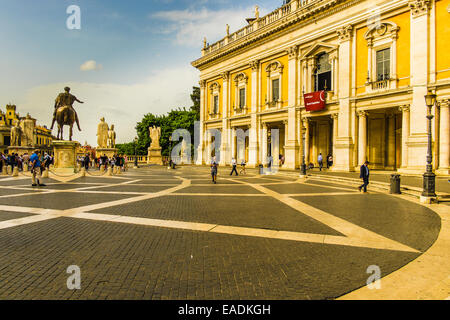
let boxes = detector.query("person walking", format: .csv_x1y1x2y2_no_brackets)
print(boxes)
84,153,90,170
239,159,246,175
43,153,52,170
230,157,238,176
0,152,4,173
30,150,46,187
318,153,323,171
326,153,333,169
358,161,370,193
210,157,218,184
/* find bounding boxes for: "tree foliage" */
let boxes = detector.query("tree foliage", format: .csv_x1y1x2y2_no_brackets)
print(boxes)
117,86,200,156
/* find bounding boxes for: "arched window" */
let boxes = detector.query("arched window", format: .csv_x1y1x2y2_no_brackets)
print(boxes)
314,53,332,91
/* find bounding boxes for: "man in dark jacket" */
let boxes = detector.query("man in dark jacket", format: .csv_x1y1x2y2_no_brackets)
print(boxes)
358,161,370,193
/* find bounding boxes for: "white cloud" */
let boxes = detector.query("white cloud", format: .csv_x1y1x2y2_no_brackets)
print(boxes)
18,66,199,146
80,60,103,71
150,6,266,47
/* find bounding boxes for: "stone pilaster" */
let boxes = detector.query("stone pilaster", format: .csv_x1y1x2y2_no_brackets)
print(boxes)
357,111,367,166
331,113,338,160
261,123,268,165
334,25,355,171
437,99,450,174
220,72,229,165
196,80,206,165
407,0,432,171
399,105,411,170
248,113,259,167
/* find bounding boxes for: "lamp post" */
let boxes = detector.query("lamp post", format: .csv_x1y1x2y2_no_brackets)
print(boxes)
169,135,173,168
422,90,437,199
134,136,138,168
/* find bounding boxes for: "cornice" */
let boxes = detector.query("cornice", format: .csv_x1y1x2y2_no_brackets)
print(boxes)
192,0,364,70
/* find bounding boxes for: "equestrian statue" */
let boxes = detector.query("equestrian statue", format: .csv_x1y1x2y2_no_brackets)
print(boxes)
50,86,83,141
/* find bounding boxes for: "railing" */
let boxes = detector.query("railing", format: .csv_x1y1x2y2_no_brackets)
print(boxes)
203,0,319,56
372,79,389,90
126,155,148,164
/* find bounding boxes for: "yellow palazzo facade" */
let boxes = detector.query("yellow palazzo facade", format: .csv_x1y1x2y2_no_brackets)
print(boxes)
192,0,450,174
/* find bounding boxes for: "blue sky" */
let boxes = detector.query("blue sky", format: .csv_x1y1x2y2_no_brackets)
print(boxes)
0,0,278,144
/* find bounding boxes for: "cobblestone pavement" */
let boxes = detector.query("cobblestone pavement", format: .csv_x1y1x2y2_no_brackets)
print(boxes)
0,165,444,299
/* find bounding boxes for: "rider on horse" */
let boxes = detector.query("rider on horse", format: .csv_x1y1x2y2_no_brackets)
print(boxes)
50,87,83,131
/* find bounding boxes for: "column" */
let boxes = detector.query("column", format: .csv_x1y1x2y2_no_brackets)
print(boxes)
248,114,258,167
196,80,206,165
230,127,236,161
262,123,268,165
220,72,229,165
248,60,260,167
250,60,259,111
437,99,450,174
331,113,338,160
285,45,300,169
386,112,396,170
399,105,410,169
334,25,355,171
205,130,211,164
407,0,431,170
287,45,298,107
357,111,367,165
283,120,288,157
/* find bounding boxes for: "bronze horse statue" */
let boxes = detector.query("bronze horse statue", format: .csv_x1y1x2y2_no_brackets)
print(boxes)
54,105,81,141
51,87,83,141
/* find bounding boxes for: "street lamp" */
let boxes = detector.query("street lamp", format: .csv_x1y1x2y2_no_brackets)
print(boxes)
134,136,138,168
169,135,174,169
422,89,437,199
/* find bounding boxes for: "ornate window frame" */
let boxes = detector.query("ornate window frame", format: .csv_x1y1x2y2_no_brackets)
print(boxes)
265,60,284,109
209,81,221,119
300,42,338,100
233,72,249,114
364,21,400,92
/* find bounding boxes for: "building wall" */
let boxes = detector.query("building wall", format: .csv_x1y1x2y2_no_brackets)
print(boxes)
436,0,450,81
193,0,450,174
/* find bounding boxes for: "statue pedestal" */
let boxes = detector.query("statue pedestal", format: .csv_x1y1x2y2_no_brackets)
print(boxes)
7,146,35,156
52,140,80,174
96,148,118,159
147,147,163,165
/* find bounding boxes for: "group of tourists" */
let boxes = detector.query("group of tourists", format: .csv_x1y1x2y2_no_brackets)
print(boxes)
77,154,128,172
310,153,334,171
0,151,53,174
0,150,51,187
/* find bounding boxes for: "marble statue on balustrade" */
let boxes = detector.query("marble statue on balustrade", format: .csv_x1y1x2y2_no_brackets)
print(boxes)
10,120,21,147
7,116,37,156
97,117,117,158
97,117,109,149
107,124,116,148
147,125,163,165
20,114,35,147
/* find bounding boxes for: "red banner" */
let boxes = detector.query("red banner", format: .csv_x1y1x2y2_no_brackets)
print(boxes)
304,91,326,112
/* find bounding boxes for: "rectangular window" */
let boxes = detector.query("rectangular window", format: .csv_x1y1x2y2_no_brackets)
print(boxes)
376,48,390,81
239,88,245,108
272,79,280,102
213,95,219,114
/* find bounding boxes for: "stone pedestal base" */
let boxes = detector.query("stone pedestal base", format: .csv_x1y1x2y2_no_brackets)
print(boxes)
96,148,118,159
147,147,163,165
52,140,80,174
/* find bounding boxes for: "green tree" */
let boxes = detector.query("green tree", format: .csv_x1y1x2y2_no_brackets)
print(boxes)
118,86,200,156
190,86,200,114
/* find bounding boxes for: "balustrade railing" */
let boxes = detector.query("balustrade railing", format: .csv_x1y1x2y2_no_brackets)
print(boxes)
203,0,319,56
